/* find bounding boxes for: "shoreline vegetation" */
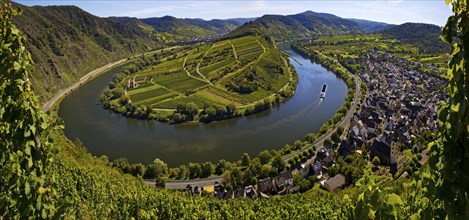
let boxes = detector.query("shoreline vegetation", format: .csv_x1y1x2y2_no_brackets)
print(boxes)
100,35,298,124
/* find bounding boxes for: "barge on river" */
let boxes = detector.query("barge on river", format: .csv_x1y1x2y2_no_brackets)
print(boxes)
319,83,327,99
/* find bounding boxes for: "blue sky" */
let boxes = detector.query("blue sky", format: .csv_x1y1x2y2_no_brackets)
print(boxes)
15,0,452,26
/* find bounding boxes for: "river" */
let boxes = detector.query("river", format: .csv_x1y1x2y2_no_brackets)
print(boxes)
58,49,347,167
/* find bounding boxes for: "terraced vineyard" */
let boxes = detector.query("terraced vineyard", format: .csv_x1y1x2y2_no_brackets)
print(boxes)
103,34,295,121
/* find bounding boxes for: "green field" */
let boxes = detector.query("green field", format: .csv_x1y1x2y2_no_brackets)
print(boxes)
114,34,292,110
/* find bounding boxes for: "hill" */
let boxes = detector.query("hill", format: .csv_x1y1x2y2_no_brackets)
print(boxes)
101,33,297,123
380,23,449,54
109,16,254,41
11,3,162,102
250,11,363,39
347,18,392,32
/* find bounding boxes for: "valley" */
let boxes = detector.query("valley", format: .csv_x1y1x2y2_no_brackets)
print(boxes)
2,1,467,219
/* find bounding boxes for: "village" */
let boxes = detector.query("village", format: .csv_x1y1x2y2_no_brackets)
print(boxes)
185,51,446,200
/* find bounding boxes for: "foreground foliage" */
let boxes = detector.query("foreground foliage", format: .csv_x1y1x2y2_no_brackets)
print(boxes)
0,4,55,218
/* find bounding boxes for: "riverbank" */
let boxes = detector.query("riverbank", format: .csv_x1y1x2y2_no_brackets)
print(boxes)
42,58,128,112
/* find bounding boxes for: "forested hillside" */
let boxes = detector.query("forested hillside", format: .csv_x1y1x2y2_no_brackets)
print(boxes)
380,22,450,54
251,11,363,39
11,2,162,101
110,16,251,40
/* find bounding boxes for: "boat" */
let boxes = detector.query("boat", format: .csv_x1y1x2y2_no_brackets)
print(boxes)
319,83,327,99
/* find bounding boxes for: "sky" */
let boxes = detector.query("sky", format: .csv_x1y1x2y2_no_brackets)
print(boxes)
15,0,452,26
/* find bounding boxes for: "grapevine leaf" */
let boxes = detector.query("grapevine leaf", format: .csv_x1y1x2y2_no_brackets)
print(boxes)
25,181,30,196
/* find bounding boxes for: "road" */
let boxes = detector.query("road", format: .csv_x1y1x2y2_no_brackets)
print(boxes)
283,52,361,163
42,58,127,111
145,176,223,189
144,53,362,189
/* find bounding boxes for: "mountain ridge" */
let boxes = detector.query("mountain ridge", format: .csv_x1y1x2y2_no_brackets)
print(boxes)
246,11,364,39
12,2,162,101
380,22,448,53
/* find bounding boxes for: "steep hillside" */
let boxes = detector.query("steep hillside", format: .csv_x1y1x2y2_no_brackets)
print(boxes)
348,18,392,32
252,11,363,39
109,16,251,42
12,3,162,102
139,16,243,38
380,23,449,54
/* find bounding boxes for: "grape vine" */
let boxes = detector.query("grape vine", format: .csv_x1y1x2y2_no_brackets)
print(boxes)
0,3,55,218
429,0,469,218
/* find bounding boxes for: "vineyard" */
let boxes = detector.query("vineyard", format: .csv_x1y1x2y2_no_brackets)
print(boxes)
121,35,290,110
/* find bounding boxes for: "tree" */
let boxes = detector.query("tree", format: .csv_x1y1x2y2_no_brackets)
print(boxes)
271,155,286,173
226,103,237,116
230,167,243,188
144,164,158,178
241,153,251,167
215,159,227,175
188,162,202,179
177,165,188,180
331,131,341,143
249,158,262,176
0,4,55,217
293,173,311,193
243,168,258,186
113,157,131,173
260,164,272,179
155,175,165,188
131,163,146,177
153,158,168,175
293,140,303,150
176,102,198,121
324,138,333,147
259,150,273,164
201,162,214,178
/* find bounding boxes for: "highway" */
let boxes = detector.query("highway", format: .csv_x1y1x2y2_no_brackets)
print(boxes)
145,176,223,189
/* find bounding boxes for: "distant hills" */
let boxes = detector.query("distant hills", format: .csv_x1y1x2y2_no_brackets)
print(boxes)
347,18,392,32
248,11,363,39
110,16,256,40
380,23,448,54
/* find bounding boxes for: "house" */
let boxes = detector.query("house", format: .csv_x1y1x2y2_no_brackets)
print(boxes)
245,185,258,199
322,155,334,167
273,170,294,194
316,149,328,161
310,161,322,176
322,174,346,191
258,178,275,195
339,140,354,157
222,191,233,200
370,138,398,167
214,181,221,189
298,164,310,177
234,188,245,199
